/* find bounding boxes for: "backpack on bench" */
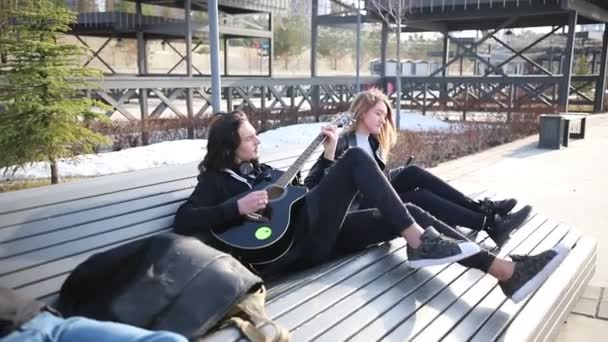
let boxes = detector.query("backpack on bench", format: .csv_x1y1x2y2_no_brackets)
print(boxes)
57,233,290,342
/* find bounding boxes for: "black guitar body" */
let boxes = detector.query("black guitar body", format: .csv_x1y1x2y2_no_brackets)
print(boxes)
211,169,308,265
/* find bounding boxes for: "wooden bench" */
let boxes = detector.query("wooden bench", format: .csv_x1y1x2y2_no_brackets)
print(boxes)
539,113,588,149
0,146,597,341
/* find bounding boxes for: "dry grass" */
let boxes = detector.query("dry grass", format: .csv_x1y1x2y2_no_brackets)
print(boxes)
387,113,540,169
0,177,87,193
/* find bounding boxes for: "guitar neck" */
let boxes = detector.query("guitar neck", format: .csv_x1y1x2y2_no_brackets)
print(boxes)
275,133,326,188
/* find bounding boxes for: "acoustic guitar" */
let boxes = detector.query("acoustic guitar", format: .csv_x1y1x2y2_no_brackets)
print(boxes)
211,112,354,265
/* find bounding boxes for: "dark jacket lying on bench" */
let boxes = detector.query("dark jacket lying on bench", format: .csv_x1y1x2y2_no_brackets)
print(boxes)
57,233,262,338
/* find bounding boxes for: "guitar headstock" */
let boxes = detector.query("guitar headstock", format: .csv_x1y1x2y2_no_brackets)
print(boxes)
329,111,355,129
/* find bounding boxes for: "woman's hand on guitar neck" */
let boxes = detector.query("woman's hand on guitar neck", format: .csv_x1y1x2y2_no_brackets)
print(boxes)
321,124,338,161
237,190,268,215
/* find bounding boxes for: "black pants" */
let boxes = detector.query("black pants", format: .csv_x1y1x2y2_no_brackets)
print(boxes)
261,148,495,278
385,165,487,230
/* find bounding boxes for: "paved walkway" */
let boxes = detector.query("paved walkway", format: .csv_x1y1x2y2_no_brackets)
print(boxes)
429,114,608,340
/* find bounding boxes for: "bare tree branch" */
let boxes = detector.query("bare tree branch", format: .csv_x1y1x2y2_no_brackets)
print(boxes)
366,0,410,28
364,0,412,130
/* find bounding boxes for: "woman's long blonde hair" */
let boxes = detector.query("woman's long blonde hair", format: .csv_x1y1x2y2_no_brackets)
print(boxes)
346,88,397,159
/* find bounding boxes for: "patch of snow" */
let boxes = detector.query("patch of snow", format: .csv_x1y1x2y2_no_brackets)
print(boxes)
398,112,453,131
1,114,458,181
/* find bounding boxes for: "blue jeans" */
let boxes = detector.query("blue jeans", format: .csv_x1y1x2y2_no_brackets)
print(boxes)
1,312,188,342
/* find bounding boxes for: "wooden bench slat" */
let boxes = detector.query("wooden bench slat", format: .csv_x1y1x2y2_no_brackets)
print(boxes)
266,253,363,301
304,213,543,341
412,218,556,341
499,234,597,341
438,219,570,342
288,251,413,341
449,225,573,342
0,189,188,245
357,262,482,341
371,215,551,341
281,226,485,337
0,163,197,214
2,239,127,289
0,177,196,229
1,216,173,277
373,213,547,342
0,200,183,260
275,247,408,330
16,272,71,301
267,241,406,319
470,227,582,342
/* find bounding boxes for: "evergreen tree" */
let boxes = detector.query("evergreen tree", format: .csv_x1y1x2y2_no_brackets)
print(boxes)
575,54,590,76
273,15,309,70
318,27,354,70
0,0,109,184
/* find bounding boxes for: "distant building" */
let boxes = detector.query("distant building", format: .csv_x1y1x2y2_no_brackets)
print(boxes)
290,0,356,15
580,24,605,32
580,24,605,40
289,0,311,15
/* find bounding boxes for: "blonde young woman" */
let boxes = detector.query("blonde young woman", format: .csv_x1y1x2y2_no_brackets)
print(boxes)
305,88,532,246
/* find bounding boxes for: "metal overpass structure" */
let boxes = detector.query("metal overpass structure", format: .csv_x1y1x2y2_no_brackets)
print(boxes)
314,0,608,117
56,0,608,140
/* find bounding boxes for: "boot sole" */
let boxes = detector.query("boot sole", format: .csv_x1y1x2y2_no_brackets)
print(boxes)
510,243,571,303
408,242,481,269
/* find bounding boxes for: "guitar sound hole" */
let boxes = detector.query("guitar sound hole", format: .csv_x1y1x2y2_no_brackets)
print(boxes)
266,186,285,200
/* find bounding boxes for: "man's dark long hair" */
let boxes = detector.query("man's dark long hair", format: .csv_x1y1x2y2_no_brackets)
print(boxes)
199,111,248,173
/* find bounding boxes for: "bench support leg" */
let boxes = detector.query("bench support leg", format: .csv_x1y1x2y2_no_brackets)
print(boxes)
562,119,570,147
570,117,587,140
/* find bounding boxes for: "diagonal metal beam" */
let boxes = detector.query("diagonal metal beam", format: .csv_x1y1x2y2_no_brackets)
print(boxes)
151,89,186,118
95,90,136,120
429,16,520,78
234,87,258,109
296,85,313,108
485,26,563,77
570,81,595,103
117,89,136,105
448,35,505,76
320,84,341,104
76,35,116,74
515,83,555,108
268,86,288,110
480,82,510,102
478,83,509,109
520,82,555,105
400,86,424,107
164,40,204,75
492,35,556,76
150,88,184,118
194,87,213,117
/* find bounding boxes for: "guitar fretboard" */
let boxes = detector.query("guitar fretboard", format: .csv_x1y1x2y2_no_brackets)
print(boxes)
275,133,326,188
